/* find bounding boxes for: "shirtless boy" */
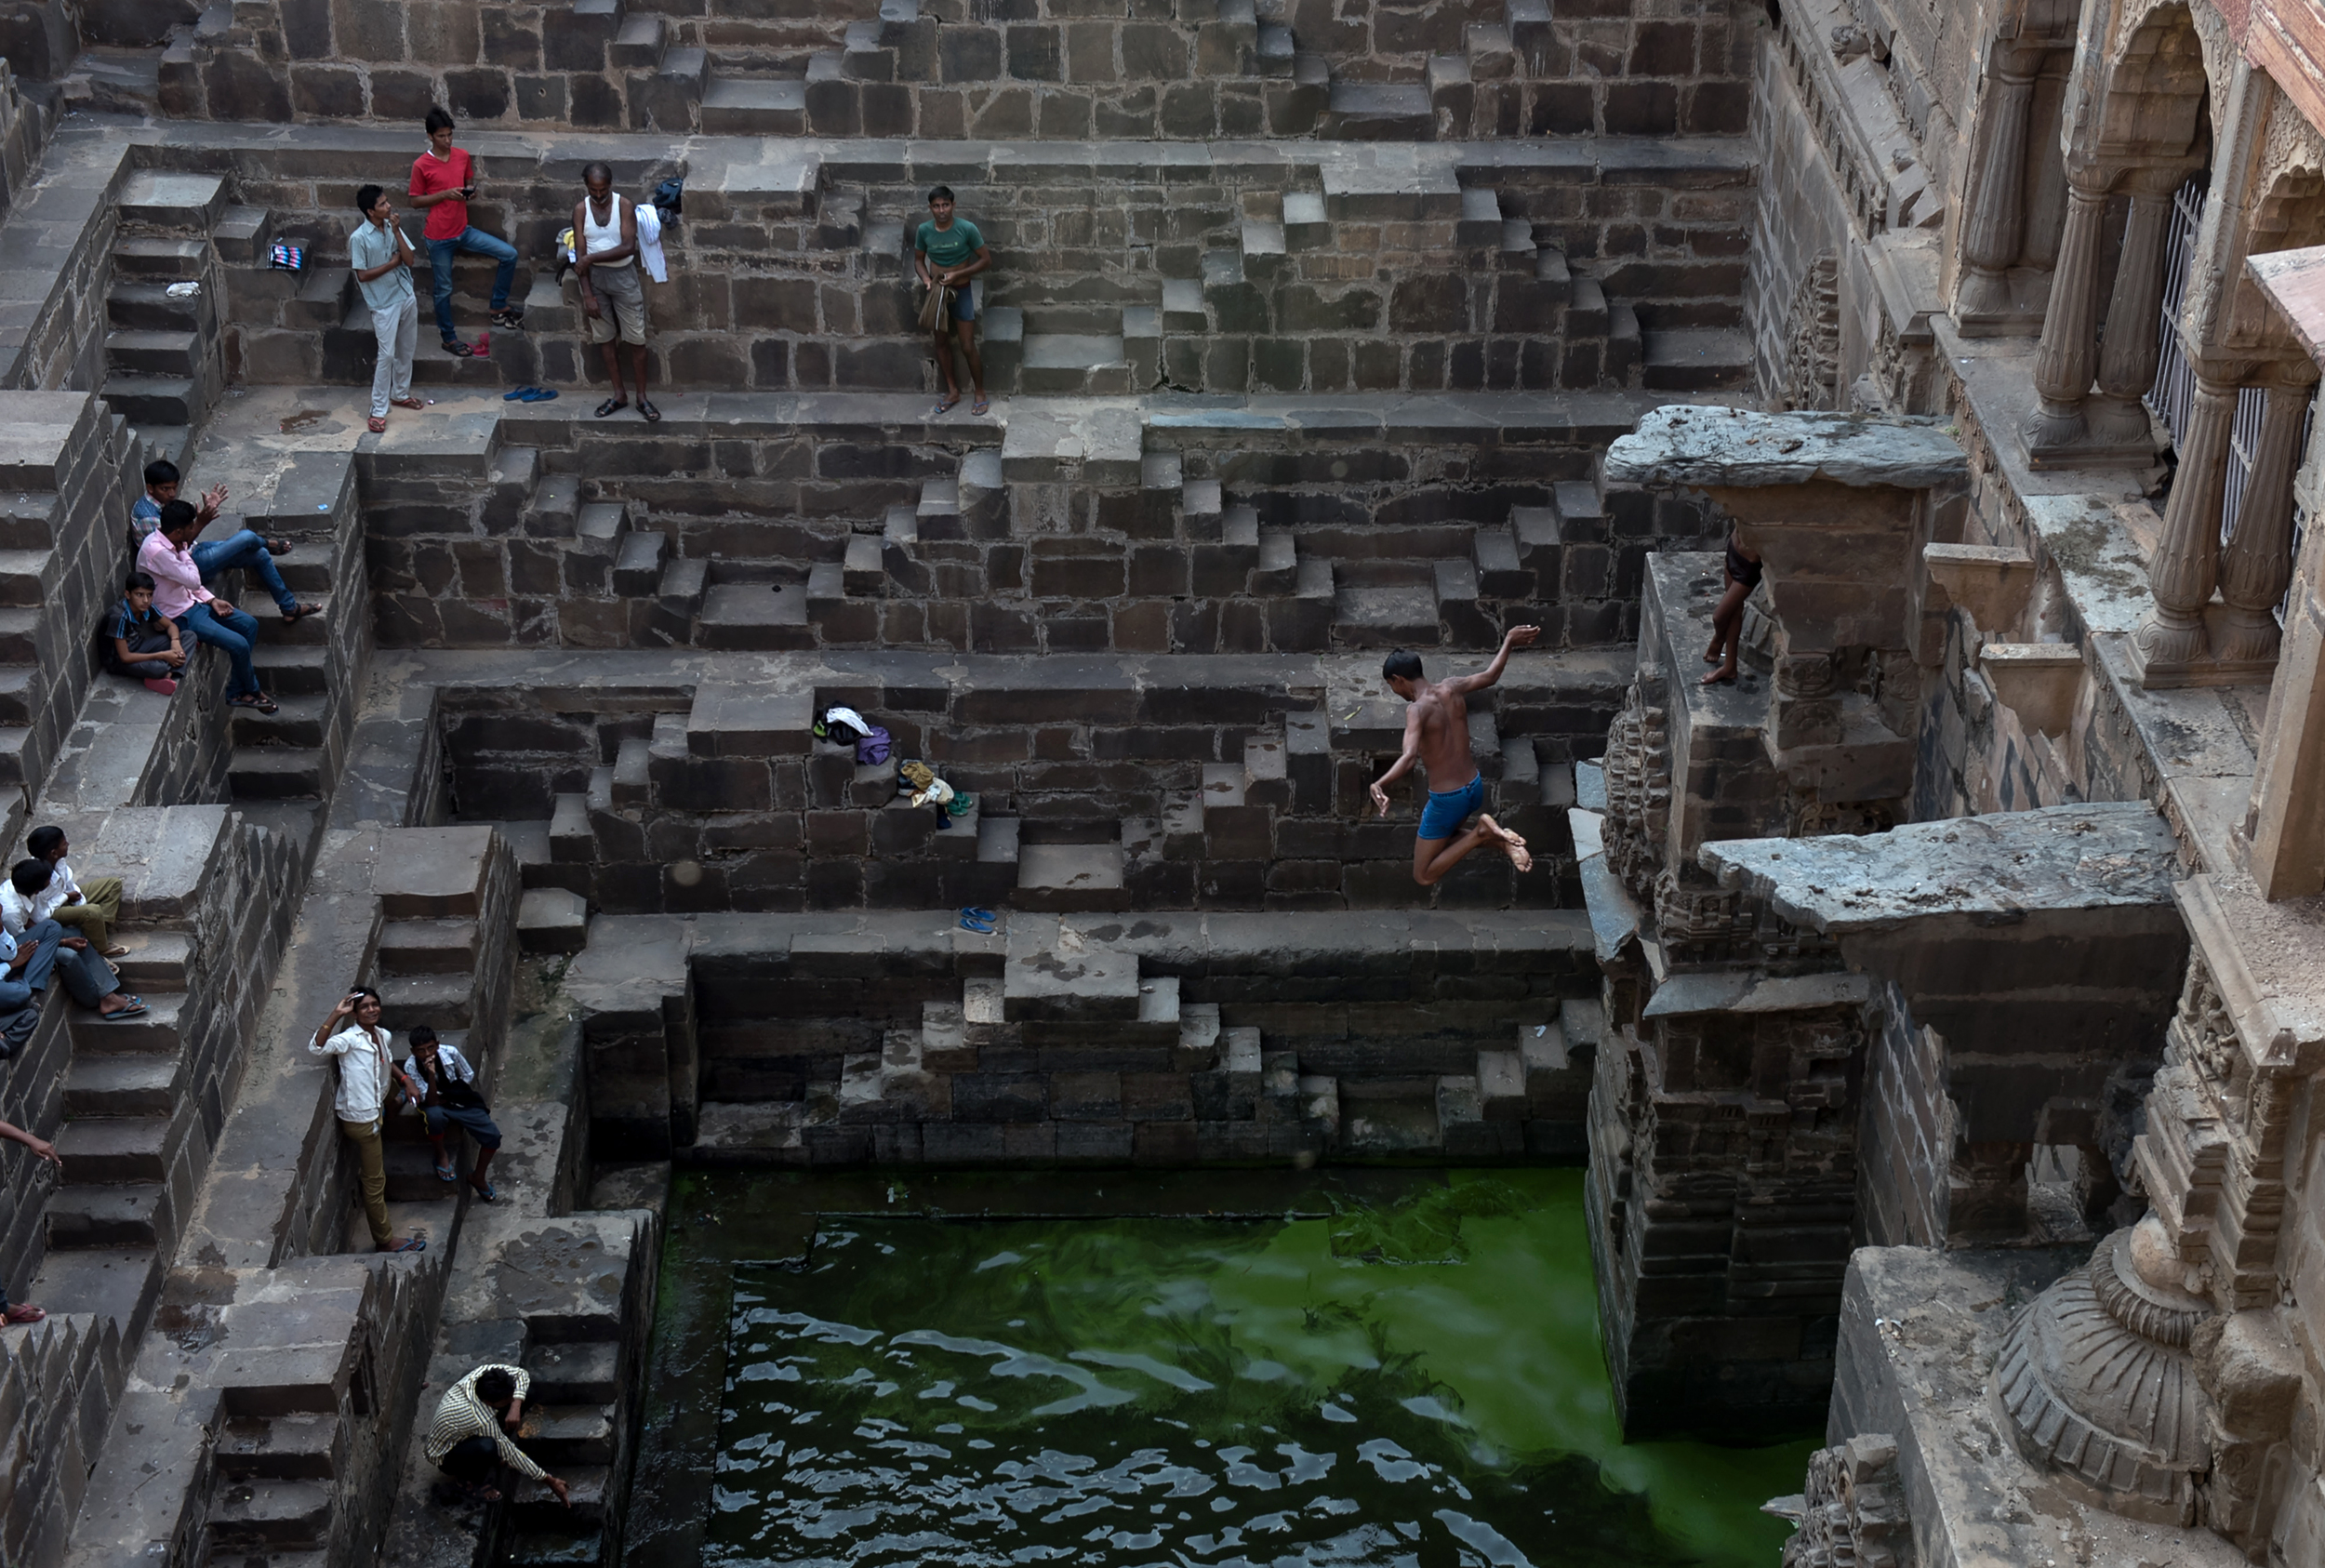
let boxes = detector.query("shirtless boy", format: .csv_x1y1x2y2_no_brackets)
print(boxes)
1369,626,1541,885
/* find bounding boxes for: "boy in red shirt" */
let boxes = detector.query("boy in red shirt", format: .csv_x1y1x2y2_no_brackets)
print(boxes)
408,108,522,357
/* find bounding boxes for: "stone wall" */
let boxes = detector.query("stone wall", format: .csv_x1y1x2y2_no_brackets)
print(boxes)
568,908,1602,1160
117,0,1761,140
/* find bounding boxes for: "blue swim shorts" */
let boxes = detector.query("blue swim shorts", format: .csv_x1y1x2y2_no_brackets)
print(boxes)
1417,774,1486,840
950,286,977,323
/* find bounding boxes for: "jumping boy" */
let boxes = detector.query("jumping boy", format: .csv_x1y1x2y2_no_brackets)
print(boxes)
914,186,991,418
1369,626,1542,885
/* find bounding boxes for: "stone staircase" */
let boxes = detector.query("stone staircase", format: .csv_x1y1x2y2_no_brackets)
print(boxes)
100,170,229,458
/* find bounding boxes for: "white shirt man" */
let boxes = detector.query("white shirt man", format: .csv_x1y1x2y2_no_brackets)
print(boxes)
311,1018,401,1123
0,859,81,935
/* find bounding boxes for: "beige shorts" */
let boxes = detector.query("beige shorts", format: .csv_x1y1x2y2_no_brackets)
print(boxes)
584,260,646,345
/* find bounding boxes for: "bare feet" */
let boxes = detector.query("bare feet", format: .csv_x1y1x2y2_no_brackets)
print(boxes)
1478,815,1534,873
1704,643,1724,664
1701,666,1737,685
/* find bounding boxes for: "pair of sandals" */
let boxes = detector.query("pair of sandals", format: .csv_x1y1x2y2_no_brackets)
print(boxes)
959,906,998,934
229,690,279,715
432,1160,498,1202
366,394,428,434
98,995,146,1020
933,393,991,418
502,386,560,403
595,396,660,422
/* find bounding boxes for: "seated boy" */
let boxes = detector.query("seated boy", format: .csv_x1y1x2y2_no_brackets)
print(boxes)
106,571,188,695
20,826,125,958
129,459,318,622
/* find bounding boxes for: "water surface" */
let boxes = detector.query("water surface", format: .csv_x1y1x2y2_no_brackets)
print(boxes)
707,1170,1810,1567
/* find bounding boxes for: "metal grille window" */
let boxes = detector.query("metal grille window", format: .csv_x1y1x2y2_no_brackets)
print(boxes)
2146,171,2317,624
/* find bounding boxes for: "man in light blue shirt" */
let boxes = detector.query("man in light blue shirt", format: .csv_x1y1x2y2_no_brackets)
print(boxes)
350,183,421,434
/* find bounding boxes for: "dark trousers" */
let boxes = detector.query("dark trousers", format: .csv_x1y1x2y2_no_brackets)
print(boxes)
437,1435,502,1485
0,920,119,1010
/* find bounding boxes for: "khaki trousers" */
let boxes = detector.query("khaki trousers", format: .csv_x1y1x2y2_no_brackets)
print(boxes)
49,878,122,950
339,1116,392,1246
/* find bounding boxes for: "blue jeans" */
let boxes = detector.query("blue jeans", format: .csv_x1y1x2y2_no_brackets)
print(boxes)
176,602,260,698
428,226,518,343
192,530,295,615
0,920,119,1007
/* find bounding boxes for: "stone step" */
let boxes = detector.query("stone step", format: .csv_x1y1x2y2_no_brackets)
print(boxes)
573,500,629,555
0,665,32,727
66,1052,181,1118
26,1246,159,1329
526,472,582,535
287,266,353,329
511,1466,609,1529
231,694,326,750
251,644,331,696
215,1415,340,1481
1456,187,1504,246
1608,301,1641,383
1472,525,1533,598
612,529,670,595
118,170,227,233
377,917,480,975
1160,278,1205,333
517,887,589,954
207,1478,331,1549
1466,20,1516,74
109,929,193,993
0,609,36,662
229,747,325,800
1641,326,1754,392
54,1117,167,1184
658,555,709,609
46,1182,164,1248
611,9,667,65
1020,334,1129,395
375,970,473,1030
698,582,812,650
518,1403,618,1466
976,814,1019,866
106,327,202,378
101,374,199,427
69,991,187,1056
525,1340,621,1405
1551,479,1606,541
1016,843,1125,911
701,74,807,134
211,205,273,263
112,235,207,279
1333,579,1442,648
107,280,210,333
1322,80,1434,139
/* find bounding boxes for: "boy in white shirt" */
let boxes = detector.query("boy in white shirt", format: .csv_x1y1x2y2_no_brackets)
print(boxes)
10,826,126,957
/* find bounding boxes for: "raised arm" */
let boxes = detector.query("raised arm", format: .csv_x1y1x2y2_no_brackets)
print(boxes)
1368,704,1428,817
309,995,358,1054
1449,624,1542,696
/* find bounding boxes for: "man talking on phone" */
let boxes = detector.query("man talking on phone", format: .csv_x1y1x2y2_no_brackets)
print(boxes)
408,107,522,358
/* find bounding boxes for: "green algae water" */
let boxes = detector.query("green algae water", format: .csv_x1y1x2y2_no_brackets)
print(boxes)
701,1170,1811,1567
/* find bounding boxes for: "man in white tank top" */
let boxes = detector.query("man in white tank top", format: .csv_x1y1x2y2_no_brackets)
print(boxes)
571,163,659,422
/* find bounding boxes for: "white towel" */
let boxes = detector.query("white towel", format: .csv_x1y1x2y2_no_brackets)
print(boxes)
636,202,669,283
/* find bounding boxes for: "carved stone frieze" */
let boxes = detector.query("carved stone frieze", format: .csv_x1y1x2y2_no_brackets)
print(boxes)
1783,254,1843,410
1602,683,1672,899
1774,1429,1912,1568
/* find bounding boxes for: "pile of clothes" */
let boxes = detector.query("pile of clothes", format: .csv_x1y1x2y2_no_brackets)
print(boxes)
815,707,976,822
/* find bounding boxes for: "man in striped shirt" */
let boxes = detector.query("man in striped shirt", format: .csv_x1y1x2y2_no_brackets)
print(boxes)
423,1364,574,1507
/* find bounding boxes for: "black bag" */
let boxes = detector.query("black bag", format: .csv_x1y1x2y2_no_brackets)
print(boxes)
432,1072,491,1113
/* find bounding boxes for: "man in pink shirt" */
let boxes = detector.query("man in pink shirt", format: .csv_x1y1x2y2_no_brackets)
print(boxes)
139,501,276,714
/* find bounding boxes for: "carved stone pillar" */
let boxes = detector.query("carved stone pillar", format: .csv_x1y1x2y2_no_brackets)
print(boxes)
2215,377,2318,663
2020,173,2114,463
2130,368,2241,679
2085,172,2183,448
1956,46,2045,329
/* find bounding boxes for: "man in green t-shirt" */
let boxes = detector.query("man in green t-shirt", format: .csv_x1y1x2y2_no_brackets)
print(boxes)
914,186,993,418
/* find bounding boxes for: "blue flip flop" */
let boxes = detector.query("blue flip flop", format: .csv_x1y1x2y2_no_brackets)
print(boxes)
959,907,995,934
502,385,535,401
521,388,559,402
